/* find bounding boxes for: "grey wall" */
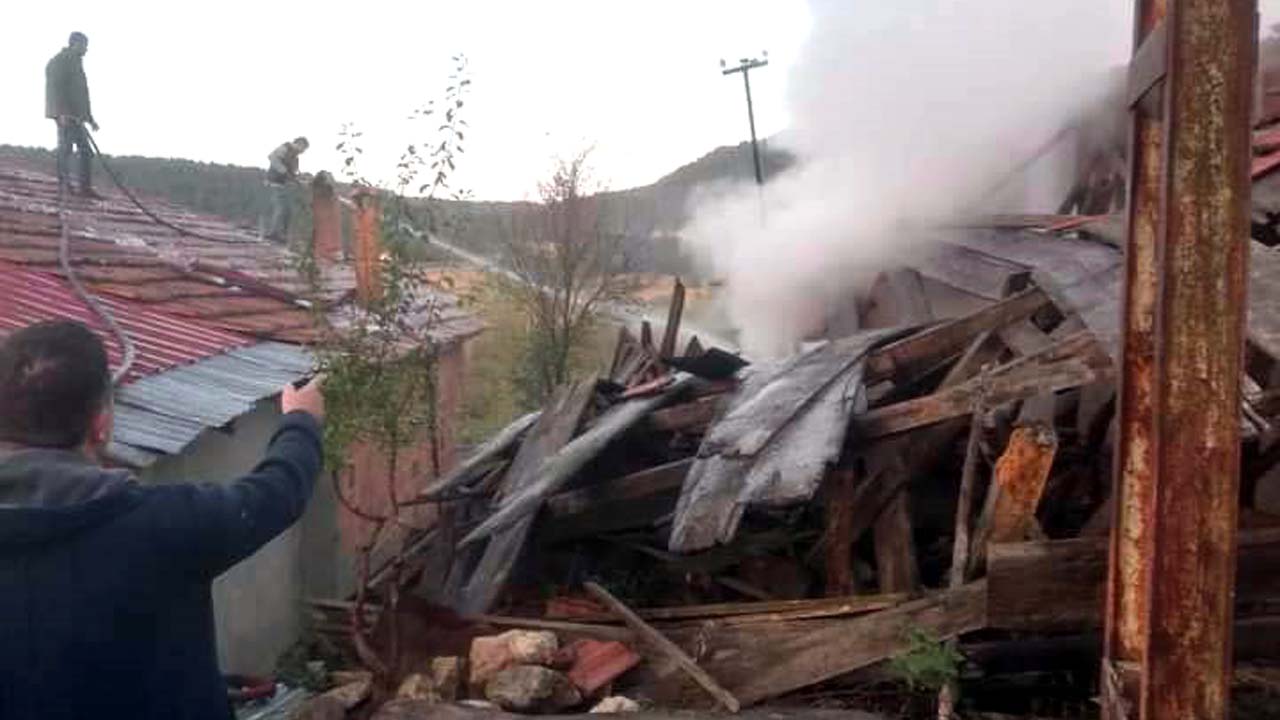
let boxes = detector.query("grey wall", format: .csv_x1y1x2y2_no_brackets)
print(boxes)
140,399,340,677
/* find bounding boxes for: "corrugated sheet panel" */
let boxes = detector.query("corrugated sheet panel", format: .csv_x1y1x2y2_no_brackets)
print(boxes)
111,342,314,462
0,261,253,383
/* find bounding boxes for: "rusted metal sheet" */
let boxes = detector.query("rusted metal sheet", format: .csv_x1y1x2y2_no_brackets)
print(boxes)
0,260,252,382
1106,0,1255,717
0,161,481,346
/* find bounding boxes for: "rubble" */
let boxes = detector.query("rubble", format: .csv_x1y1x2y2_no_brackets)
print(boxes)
484,665,582,713
305,186,1280,715
589,697,640,713
469,631,559,688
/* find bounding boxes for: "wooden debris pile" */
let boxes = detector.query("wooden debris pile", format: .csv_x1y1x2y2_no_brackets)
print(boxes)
306,224,1280,717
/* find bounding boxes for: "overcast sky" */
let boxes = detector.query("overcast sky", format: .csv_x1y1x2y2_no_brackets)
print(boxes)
1,1,809,200
4,1,1279,201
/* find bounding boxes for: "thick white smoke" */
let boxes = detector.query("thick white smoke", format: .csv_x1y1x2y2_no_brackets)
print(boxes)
682,0,1132,357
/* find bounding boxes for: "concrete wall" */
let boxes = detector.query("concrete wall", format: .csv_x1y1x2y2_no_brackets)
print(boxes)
140,399,319,676
136,341,470,676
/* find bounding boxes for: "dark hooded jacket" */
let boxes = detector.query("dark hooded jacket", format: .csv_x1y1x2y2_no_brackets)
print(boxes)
0,411,322,720
45,47,92,122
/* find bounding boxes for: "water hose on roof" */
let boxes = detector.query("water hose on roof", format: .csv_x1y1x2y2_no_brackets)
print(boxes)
55,179,137,385
84,131,246,245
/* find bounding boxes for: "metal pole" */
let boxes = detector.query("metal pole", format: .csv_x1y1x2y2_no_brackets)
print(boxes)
722,57,769,187
1105,1,1255,718
742,69,763,186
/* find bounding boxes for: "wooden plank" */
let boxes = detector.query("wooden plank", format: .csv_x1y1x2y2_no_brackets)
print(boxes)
609,326,637,379
558,593,908,625
585,582,742,712
873,494,919,592
714,582,988,706
823,468,859,596
545,459,693,518
418,411,541,500
863,286,1049,385
649,395,725,434
854,331,1112,440
998,320,1054,357
463,376,694,548
541,459,693,542
862,269,931,596
987,528,1280,632
452,380,597,614
968,424,1058,577
660,278,686,359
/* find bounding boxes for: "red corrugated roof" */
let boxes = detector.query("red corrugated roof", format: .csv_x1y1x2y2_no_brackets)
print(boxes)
0,261,254,384
0,164,337,342
0,161,481,346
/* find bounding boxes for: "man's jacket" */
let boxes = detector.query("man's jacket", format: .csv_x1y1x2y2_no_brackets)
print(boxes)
45,48,92,122
0,412,322,720
266,143,300,184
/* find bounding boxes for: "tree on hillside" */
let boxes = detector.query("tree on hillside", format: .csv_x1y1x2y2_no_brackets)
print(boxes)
502,150,631,404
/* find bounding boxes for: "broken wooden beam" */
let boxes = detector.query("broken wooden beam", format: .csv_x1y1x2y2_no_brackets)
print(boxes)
986,528,1280,632
463,376,695,546
822,468,859,596
418,411,541,500
969,423,1058,577
551,592,908,625
705,582,988,706
648,395,725,434
863,286,1049,384
451,380,598,614
660,277,686,359
873,494,919,593
541,459,693,542
585,581,742,713
854,331,1112,440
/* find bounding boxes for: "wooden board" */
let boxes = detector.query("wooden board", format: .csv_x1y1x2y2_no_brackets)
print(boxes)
987,528,1280,632
855,331,1112,440
462,376,694,548
863,287,1049,385
541,459,693,542
704,582,988,706
451,380,596,614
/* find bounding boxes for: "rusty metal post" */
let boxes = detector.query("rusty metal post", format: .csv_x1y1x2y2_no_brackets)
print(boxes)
1104,2,1166,715
1105,1,1255,718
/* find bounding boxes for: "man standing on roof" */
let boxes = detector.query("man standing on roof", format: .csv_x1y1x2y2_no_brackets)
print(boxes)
264,136,310,243
0,320,326,720
45,32,98,198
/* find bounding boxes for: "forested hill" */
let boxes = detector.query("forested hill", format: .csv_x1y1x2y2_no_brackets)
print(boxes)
0,139,794,273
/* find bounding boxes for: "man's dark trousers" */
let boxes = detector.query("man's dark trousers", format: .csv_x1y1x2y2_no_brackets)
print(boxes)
56,119,93,194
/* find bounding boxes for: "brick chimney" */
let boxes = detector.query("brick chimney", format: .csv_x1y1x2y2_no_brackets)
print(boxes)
352,188,382,306
311,172,343,264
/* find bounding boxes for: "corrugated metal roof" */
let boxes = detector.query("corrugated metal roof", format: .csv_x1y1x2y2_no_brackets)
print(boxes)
0,261,252,383
0,162,484,346
111,342,314,460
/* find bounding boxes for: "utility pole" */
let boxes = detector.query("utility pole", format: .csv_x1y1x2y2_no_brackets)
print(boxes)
721,54,769,186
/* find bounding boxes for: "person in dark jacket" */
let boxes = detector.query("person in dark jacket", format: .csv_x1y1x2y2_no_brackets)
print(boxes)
264,137,309,243
0,321,326,720
45,32,99,197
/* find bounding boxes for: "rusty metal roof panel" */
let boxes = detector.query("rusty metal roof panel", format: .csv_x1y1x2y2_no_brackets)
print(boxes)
0,162,480,346
0,261,253,383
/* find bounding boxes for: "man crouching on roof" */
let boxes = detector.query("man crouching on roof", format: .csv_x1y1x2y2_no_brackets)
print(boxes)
0,320,325,720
